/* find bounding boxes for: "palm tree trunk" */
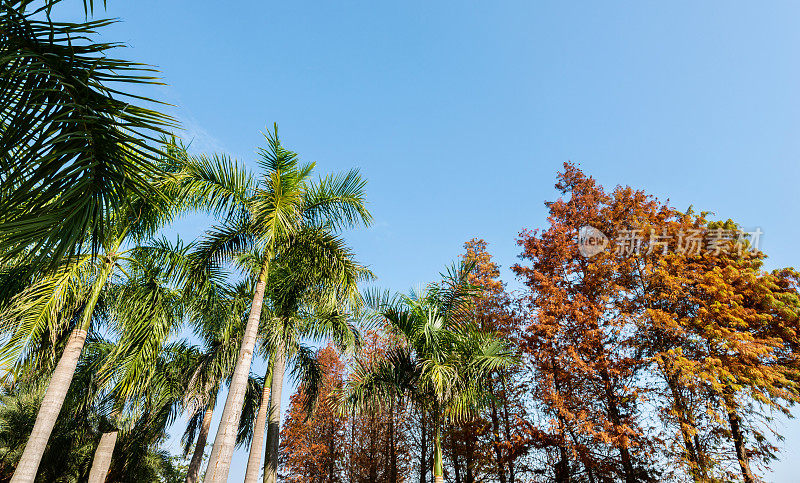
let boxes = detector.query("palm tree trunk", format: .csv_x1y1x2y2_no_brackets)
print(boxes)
186,404,215,483
11,326,88,483
87,430,118,483
204,265,268,483
419,409,427,483
433,403,444,483
11,257,113,483
263,341,287,483
244,364,273,483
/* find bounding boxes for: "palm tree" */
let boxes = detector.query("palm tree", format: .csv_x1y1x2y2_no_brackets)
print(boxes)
242,340,326,483
253,231,366,483
83,245,189,482
343,263,516,483
103,340,200,483
226,236,363,483
180,280,256,483
0,0,175,267
0,333,111,481
0,334,191,482
0,202,180,482
167,125,371,482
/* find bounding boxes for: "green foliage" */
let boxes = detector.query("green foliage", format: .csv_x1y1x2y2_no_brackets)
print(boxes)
0,0,176,265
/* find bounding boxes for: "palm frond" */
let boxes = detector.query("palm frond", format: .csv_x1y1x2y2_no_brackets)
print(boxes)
0,4,176,264
302,168,373,232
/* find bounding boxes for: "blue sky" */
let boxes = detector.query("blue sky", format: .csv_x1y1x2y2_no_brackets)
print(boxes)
59,1,800,480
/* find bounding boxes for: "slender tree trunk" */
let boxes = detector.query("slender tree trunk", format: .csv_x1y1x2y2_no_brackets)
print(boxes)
567,428,595,483
554,440,571,483
489,397,507,483
369,405,378,482
726,402,755,483
420,410,428,483
551,362,571,483
263,341,287,483
451,428,462,483
186,404,215,483
328,422,336,483
389,397,397,482
433,403,444,483
578,449,596,483
554,413,571,483
11,257,113,483
600,370,636,483
204,265,268,483
87,430,118,483
665,370,707,482
349,406,355,483
11,327,88,483
465,431,474,483
245,364,273,483
499,372,515,483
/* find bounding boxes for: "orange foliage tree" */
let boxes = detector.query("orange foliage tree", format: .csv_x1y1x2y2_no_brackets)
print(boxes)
512,163,800,482
280,344,348,482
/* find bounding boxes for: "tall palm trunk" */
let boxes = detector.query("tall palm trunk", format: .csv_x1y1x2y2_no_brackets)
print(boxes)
87,430,118,483
88,408,121,483
11,260,113,483
186,404,215,483
244,363,273,483
263,341,287,483
419,409,427,483
433,403,444,483
204,265,268,483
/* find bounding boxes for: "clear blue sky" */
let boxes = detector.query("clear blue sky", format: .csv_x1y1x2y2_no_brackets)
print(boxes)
61,1,800,480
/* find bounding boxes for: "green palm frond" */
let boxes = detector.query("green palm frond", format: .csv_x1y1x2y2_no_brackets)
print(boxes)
235,375,264,449
256,123,303,174
0,254,99,369
166,150,255,222
0,3,176,264
288,344,323,418
193,217,258,271
303,168,372,231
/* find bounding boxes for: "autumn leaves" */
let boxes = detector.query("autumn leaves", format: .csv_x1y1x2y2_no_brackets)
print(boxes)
513,163,799,482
